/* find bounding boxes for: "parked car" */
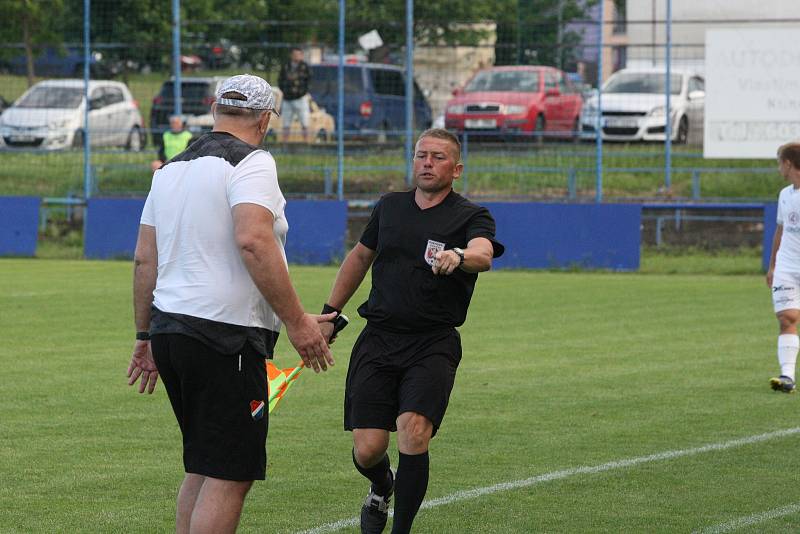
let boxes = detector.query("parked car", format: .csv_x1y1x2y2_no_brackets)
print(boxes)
580,69,705,143
3,47,110,77
185,87,335,144
444,66,583,140
149,76,227,145
0,79,144,150
308,63,432,139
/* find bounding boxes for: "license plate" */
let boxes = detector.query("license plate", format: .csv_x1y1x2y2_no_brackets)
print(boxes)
604,117,638,128
465,118,497,129
9,135,36,142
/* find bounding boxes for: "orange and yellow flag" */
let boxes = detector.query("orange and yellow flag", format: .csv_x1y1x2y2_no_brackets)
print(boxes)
266,361,305,413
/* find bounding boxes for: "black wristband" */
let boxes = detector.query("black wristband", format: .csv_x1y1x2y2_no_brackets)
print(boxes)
136,331,151,341
322,303,341,318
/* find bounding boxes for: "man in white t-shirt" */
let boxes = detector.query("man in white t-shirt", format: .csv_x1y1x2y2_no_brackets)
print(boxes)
126,74,336,532
766,141,800,393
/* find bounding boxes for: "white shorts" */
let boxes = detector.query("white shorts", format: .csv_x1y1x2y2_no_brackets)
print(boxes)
772,271,800,313
281,95,310,129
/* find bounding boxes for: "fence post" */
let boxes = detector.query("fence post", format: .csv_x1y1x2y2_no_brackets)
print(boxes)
692,170,700,200
324,167,332,196
595,0,604,203
336,0,345,203
664,0,673,192
461,132,469,196
83,0,91,202
404,0,414,188
172,0,182,116
568,168,577,200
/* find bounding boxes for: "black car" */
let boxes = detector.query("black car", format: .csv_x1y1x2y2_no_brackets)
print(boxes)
149,76,226,144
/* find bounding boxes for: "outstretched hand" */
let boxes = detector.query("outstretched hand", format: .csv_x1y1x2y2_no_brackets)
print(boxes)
286,312,337,373
127,340,159,394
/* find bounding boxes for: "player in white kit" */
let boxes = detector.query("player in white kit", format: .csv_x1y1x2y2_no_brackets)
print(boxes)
766,142,800,393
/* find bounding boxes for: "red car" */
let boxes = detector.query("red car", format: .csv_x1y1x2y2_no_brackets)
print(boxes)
444,66,583,139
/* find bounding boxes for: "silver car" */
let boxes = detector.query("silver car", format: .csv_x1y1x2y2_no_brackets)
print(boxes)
580,69,705,143
0,79,145,150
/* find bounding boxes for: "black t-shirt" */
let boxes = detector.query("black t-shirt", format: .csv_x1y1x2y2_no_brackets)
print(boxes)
357,189,504,333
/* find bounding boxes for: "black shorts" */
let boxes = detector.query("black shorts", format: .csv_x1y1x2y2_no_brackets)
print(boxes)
344,326,462,436
152,334,268,481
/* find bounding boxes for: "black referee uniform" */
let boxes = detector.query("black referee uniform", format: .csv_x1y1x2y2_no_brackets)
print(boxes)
344,189,504,435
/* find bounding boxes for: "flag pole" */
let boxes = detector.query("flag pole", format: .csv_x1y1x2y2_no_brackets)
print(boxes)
268,361,305,405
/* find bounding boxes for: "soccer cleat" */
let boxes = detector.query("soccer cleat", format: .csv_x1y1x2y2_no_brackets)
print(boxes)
360,469,395,534
770,375,797,393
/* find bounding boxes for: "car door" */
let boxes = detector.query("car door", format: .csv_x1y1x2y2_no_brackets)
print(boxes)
87,87,112,146
543,71,564,132
103,85,129,145
686,76,705,141
370,68,405,133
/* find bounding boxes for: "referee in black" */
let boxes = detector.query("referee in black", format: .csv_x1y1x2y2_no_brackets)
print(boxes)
320,128,504,533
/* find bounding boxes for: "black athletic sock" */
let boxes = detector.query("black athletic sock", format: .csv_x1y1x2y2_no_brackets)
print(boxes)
391,451,430,534
353,449,393,497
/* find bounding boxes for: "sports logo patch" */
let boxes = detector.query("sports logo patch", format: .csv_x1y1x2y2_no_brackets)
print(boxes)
250,400,265,421
424,239,446,266
790,212,800,225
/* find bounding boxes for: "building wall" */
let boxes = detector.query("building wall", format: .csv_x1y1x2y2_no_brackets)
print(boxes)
626,0,800,73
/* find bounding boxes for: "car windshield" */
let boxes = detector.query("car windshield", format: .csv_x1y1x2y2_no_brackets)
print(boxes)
603,73,682,95
17,86,83,108
464,70,540,93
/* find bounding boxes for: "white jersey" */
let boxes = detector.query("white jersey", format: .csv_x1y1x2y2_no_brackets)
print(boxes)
140,132,287,332
776,184,800,272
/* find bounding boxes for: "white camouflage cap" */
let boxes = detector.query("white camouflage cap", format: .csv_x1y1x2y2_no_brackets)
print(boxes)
216,74,280,115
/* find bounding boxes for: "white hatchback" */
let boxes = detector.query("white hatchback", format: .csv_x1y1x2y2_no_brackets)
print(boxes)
0,79,145,150
580,69,705,143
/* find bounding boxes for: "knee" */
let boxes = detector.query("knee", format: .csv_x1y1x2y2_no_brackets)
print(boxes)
354,434,389,467
397,412,433,453
778,312,800,331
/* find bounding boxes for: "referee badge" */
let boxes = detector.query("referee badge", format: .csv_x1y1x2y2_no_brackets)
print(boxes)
250,400,265,421
424,239,446,266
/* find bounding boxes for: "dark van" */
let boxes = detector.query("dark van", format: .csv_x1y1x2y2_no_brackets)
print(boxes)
309,63,431,138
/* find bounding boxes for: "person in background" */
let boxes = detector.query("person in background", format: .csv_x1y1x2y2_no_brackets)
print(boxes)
151,114,193,171
277,47,311,143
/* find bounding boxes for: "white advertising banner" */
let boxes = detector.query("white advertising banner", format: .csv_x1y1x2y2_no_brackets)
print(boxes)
704,28,800,159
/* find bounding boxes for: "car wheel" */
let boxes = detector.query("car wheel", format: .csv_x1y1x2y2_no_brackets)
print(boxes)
676,116,689,144
534,115,545,144
72,129,85,149
126,126,143,151
571,117,581,143
377,122,389,143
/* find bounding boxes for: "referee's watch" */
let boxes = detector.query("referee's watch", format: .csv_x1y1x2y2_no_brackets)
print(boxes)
452,247,465,266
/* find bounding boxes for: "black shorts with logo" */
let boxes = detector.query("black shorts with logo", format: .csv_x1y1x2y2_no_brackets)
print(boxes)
344,325,462,436
152,333,269,481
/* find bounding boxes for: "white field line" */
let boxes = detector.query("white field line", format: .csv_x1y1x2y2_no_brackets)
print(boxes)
295,427,800,534
693,502,800,533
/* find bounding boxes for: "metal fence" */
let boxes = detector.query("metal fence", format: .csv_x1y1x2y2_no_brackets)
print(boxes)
0,0,797,211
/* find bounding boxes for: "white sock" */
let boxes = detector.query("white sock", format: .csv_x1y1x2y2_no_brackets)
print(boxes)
777,334,799,380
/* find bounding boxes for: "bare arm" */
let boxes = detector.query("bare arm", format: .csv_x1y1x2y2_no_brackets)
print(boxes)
233,203,334,372
767,224,783,288
127,224,159,394
432,237,496,276
318,243,376,342
327,242,376,310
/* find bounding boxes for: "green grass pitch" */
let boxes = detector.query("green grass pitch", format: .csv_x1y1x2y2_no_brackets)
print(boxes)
2,259,800,533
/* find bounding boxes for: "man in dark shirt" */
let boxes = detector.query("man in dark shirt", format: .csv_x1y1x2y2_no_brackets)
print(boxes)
320,128,504,534
277,47,311,143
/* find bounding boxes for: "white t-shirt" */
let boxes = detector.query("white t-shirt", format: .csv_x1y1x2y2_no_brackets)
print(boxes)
776,184,800,272
140,149,287,332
